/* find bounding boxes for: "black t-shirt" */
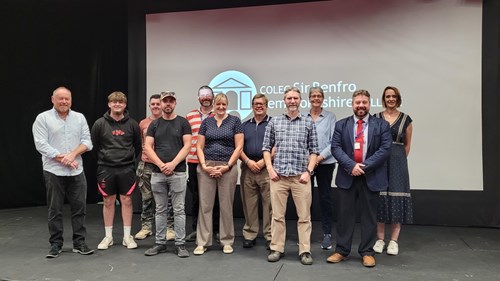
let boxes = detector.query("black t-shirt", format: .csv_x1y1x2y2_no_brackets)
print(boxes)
146,115,192,172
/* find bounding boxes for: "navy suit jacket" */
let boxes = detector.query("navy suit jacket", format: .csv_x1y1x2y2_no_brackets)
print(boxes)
331,114,392,192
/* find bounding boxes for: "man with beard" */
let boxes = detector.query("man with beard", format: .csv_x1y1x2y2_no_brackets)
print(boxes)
327,89,391,268
135,94,175,241
185,85,219,242
262,87,319,265
91,91,141,250
33,86,94,258
143,91,192,258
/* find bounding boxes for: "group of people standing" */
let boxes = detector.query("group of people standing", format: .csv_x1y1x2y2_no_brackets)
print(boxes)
32,84,413,268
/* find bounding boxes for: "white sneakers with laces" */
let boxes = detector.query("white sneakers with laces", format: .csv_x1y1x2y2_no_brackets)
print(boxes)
373,239,385,254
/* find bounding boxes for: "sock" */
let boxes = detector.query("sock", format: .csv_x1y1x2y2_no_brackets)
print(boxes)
124,226,131,238
105,226,113,238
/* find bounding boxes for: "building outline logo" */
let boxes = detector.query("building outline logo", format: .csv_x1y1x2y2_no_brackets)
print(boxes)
209,70,257,120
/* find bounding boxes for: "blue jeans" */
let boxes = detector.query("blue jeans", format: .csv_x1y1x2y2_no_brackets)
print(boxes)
311,163,336,235
151,172,187,245
43,171,87,247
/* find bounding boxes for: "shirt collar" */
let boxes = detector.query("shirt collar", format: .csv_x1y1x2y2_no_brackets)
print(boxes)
250,115,270,123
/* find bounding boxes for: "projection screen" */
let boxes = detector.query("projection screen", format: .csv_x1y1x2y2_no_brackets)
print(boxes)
146,0,483,191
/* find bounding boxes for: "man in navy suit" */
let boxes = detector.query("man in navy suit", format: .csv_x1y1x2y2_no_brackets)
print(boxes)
327,89,391,267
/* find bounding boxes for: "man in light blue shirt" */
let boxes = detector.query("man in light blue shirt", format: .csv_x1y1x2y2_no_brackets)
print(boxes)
308,87,337,250
33,86,94,258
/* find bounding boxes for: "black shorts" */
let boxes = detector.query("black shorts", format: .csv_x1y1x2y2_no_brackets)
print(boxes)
97,165,136,196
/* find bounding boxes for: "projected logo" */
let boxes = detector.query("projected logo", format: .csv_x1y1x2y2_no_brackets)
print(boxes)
209,70,257,120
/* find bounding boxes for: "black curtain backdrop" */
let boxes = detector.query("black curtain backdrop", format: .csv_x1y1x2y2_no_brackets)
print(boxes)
1,0,499,227
0,0,130,207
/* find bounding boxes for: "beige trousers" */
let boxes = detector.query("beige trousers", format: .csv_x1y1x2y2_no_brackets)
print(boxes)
269,175,312,255
196,161,238,246
240,164,272,241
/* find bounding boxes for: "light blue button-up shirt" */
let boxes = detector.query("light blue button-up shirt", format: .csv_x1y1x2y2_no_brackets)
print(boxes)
33,108,92,176
309,109,337,164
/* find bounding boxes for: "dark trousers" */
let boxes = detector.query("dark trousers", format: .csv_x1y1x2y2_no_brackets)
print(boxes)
311,163,335,235
335,176,378,257
43,171,87,247
187,163,219,231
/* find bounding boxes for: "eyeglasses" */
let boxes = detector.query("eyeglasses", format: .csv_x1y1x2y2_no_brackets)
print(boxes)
253,102,266,107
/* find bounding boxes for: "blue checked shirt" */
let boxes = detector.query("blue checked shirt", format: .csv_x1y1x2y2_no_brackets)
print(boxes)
262,113,319,176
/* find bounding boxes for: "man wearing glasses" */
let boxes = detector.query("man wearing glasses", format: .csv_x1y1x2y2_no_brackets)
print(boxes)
239,94,273,250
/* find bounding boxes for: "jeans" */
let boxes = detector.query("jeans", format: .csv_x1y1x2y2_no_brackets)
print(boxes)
137,161,174,230
43,171,87,247
151,172,187,245
311,163,336,234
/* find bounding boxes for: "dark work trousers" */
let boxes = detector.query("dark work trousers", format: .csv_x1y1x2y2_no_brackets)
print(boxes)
311,163,336,235
335,175,378,257
43,171,87,247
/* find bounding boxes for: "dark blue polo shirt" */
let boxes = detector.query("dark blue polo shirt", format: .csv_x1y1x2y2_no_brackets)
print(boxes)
242,115,271,160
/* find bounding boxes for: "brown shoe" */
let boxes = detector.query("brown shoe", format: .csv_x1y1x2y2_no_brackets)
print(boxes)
362,255,376,267
326,252,347,263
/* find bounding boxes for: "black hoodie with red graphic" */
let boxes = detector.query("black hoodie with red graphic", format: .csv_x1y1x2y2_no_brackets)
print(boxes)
91,110,141,167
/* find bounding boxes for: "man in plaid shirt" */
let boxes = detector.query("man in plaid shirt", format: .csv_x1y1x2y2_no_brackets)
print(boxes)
262,87,319,265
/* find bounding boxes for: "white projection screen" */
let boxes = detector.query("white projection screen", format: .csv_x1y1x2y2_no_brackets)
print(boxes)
146,0,483,191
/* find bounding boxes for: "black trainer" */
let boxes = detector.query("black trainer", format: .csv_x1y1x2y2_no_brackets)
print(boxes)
72,244,94,255
185,231,197,242
46,244,62,258
145,244,167,256
243,239,256,248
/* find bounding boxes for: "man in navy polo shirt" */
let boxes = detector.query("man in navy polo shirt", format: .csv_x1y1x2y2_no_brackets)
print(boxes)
239,94,272,250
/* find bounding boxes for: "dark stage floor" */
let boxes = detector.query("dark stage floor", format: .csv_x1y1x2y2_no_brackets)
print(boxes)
1,204,500,281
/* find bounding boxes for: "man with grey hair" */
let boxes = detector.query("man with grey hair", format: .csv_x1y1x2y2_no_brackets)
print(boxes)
262,87,319,265
33,86,94,258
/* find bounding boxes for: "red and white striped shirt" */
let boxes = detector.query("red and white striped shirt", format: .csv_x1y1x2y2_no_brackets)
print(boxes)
186,108,213,163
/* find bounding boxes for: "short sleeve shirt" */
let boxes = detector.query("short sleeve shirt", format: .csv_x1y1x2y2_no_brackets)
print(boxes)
199,114,243,162
146,115,192,172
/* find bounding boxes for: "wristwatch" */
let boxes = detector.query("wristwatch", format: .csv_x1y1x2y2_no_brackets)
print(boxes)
306,169,315,176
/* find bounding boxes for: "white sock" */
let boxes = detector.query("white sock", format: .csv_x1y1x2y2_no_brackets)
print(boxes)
124,226,131,238
105,226,113,238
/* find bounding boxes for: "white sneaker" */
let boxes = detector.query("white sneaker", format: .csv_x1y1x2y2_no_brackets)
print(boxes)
193,246,207,255
387,240,399,255
166,229,175,241
373,239,385,254
122,235,138,249
222,245,233,254
97,237,113,250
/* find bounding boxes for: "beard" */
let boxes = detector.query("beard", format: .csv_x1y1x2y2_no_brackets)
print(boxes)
354,107,368,118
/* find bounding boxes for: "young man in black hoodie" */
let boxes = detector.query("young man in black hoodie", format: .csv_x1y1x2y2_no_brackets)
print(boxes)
91,91,141,250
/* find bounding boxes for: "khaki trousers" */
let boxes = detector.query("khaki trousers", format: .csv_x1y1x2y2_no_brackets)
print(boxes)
240,164,272,241
196,162,238,246
269,175,312,255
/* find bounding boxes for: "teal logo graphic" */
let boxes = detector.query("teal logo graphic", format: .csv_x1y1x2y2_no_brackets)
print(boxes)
209,70,257,120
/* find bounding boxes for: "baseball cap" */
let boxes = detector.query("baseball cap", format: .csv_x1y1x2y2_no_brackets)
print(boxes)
160,91,176,100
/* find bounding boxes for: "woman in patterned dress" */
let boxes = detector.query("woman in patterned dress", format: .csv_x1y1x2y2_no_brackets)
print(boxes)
372,86,414,256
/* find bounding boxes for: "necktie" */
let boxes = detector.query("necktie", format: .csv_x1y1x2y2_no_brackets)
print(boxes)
354,119,364,163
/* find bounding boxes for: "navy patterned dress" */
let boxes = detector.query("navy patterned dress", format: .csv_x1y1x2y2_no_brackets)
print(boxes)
374,112,413,224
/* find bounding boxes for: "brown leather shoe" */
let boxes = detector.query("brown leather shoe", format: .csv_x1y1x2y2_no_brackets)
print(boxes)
326,252,347,263
362,255,376,267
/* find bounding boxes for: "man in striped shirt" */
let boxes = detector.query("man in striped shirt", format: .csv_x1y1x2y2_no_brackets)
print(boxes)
185,85,219,242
